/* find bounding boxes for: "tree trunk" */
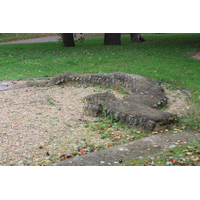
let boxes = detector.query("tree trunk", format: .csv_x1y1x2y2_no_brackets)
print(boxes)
104,33,121,45
62,33,75,47
130,33,146,43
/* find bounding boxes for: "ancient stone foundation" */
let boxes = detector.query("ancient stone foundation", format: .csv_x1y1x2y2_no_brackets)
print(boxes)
26,72,175,132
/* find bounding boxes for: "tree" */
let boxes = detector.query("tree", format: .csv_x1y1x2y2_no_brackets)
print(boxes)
130,33,146,43
104,33,121,45
62,33,75,47
60,33,145,46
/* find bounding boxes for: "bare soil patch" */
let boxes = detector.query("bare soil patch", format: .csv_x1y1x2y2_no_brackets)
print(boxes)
0,81,191,166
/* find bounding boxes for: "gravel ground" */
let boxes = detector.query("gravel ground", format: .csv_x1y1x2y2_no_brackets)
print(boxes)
0,81,191,166
0,82,125,166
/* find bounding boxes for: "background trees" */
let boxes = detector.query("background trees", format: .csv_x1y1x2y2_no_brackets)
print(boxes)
62,33,75,47
104,33,121,45
61,33,146,47
130,33,146,43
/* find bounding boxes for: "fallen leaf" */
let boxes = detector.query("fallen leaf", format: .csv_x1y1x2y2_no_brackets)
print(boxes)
150,96,153,98
68,161,72,164
180,142,186,145
38,160,45,165
192,156,199,164
114,135,121,140
60,154,68,159
128,136,135,140
79,149,86,155
147,160,152,165
185,162,191,166
152,131,158,134
98,130,102,134
153,145,158,147
172,159,178,164
131,162,136,165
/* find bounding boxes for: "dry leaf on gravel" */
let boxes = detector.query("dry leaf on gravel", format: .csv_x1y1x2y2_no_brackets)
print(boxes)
113,135,121,140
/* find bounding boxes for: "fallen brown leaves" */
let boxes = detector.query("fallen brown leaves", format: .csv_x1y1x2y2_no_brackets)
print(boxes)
78,149,86,155
60,154,73,159
113,135,121,140
191,156,200,164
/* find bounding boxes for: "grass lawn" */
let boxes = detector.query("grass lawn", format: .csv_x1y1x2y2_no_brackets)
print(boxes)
0,33,200,166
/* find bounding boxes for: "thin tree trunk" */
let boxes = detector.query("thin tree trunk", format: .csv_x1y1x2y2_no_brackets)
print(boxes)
62,33,75,47
130,33,146,43
104,33,121,45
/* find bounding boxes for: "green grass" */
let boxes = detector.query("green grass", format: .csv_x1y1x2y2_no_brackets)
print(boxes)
122,139,200,166
0,33,59,42
0,34,199,90
84,117,148,143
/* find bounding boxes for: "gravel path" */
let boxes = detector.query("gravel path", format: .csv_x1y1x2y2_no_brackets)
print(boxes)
0,36,61,44
0,80,125,166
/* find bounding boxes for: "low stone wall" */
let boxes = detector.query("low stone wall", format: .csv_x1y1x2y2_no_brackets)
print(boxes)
26,72,175,132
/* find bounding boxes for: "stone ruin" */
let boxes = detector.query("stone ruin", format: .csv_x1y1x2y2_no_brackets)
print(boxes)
25,72,176,132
